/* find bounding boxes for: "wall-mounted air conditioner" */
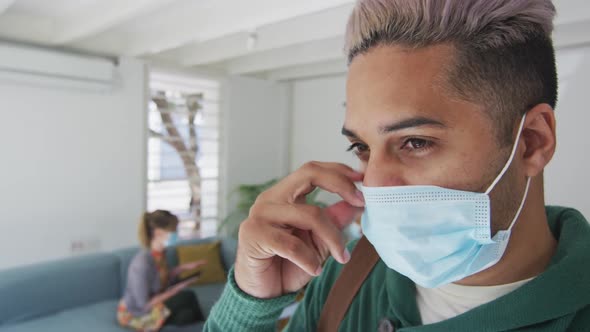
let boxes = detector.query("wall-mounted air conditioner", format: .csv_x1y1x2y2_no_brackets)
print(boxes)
0,43,116,91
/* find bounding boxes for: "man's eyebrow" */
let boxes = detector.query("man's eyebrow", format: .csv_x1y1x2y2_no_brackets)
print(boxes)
380,116,446,134
342,116,446,139
341,127,358,138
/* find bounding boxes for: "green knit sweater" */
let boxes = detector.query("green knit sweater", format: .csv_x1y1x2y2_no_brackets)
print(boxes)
204,206,590,331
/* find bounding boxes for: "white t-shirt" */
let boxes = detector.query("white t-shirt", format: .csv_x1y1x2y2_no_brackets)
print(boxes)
416,278,535,325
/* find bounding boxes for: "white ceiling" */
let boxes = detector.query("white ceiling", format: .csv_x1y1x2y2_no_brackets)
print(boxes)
0,0,589,81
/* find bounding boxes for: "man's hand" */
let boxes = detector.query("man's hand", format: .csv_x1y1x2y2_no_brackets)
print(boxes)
234,162,365,299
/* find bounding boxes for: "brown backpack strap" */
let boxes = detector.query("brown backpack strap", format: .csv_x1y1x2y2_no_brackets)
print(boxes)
318,236,379,332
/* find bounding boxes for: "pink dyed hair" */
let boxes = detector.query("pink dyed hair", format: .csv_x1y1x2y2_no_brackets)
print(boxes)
345,0,556,60
344,0,558,145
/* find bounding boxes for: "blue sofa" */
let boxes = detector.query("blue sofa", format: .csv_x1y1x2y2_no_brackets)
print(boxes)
0,237,236,332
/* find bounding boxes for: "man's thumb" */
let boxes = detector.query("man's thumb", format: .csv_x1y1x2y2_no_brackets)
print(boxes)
324,200,364,230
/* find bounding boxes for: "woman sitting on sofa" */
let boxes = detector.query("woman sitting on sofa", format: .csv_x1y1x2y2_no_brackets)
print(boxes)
117,210,206,332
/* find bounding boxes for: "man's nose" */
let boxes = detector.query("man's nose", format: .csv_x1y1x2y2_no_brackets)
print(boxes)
362,154,406,187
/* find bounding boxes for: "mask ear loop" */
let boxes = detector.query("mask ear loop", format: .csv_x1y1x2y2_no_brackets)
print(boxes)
485,115,527,195
506,177,531,231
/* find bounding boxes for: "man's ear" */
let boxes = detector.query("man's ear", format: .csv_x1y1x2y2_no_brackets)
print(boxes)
520,104,556,177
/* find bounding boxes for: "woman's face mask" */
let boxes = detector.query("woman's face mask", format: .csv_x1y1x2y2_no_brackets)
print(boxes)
164,231,179,248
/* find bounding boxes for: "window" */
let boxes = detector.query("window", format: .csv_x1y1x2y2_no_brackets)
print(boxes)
147,72,221,238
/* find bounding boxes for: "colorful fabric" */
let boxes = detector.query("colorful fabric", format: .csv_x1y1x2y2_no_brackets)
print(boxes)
117,299,170,331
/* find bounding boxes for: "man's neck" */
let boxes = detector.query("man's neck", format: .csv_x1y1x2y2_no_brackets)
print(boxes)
456,184,557,287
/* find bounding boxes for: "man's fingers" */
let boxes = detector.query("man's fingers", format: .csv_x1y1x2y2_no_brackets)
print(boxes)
250,202,349,264
314,162,365,182
260,162,364,208
288,162,364,207
268,231,323,276
237,161,365,291
308,171,364,208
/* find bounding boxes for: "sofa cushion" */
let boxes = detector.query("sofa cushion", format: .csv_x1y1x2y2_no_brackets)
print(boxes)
162,322,205,332
0,300,204,332
0,300,123,332
177,241,226,286
189,283,226,317
167,237,237,270
0,254,120,326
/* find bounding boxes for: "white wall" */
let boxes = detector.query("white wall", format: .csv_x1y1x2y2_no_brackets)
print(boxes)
0,56,147,270
289,46,590,218
290,76,357,170
545,45,590,218
221,76,290,216
290,75,358,205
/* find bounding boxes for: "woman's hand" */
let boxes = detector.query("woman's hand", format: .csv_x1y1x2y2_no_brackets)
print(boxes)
169,277,197,294
180,260,208,272
146,277,198,310
234,162,365,299
171,260,208,278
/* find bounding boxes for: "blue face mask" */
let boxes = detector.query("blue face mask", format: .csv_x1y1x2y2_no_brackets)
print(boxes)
164,232,179,248
361,115,530,288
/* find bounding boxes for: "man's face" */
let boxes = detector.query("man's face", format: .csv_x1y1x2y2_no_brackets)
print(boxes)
344,44,522,232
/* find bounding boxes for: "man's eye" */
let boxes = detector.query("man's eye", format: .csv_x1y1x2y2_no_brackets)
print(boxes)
347,142,369,155
402,138,432,151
